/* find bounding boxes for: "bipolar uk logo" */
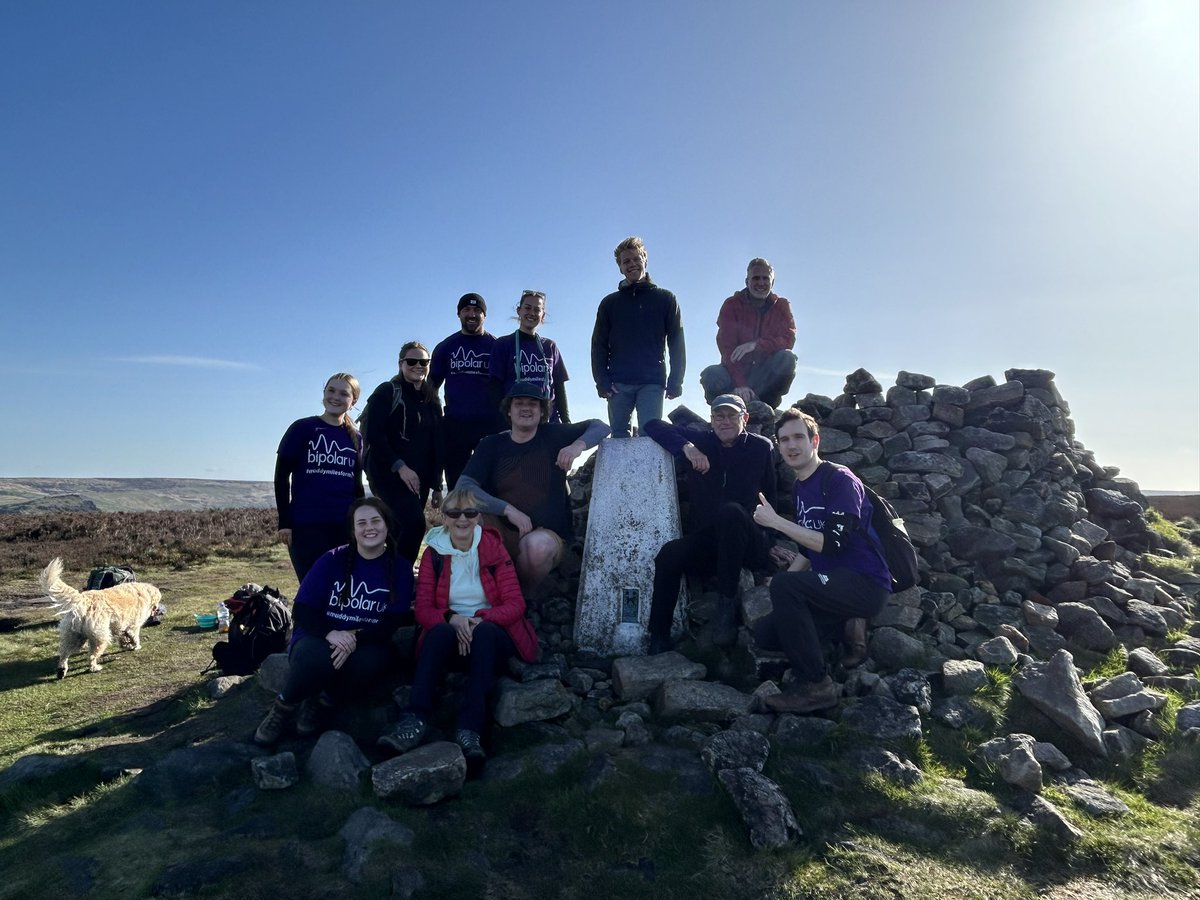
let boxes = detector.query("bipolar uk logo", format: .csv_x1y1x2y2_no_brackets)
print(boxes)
518,349,551,379
307,433,355,468
450,345,489,374
329,576,389,613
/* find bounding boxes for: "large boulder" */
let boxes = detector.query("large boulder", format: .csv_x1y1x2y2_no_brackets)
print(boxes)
611,652,706,701
371,742,466,805
1012,650,1106,756
493,677,574,726
716,768,803,849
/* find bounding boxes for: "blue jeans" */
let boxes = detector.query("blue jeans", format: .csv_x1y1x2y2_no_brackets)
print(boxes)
607,382,665,438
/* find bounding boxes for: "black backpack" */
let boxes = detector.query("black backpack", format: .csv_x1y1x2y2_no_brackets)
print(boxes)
210,585,292,676
818,462,920,592
85,565,136,591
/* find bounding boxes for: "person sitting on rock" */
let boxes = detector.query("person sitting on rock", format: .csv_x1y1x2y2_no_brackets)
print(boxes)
456,381,609,593
254,497,414,745
377,487,538,769
643,394,777,653
751,408,891,713
699,257,796,409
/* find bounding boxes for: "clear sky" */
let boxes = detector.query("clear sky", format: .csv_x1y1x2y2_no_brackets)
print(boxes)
3,1,1197,490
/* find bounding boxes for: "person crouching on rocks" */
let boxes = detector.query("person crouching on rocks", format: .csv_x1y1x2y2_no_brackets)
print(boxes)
751,408,892,714
255,497,414,745
377,487,539,770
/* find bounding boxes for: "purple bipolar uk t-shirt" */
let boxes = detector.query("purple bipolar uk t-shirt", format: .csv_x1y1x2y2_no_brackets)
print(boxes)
290,545,414,646
790,463,893,591
429,331,497,420
489,331,569,423
276,417,361,525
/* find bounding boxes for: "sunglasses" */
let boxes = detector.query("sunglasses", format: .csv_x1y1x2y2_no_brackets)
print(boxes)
521,290,545,301
443,508,480,519
402,358,430,367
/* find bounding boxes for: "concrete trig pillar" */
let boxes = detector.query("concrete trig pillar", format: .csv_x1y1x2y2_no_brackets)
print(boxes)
575,437,686,655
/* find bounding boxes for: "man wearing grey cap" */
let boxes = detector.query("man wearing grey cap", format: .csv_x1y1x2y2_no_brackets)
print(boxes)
642,394,777,652
458,382,609,592
430,293,505,491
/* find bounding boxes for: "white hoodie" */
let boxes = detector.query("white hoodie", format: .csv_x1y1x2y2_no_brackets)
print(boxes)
423,525,490,617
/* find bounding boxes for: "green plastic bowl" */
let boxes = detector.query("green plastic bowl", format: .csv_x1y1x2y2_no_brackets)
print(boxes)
194,613,218,629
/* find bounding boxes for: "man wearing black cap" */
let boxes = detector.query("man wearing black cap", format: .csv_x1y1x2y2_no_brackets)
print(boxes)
430,293,505,491
457,382,610,592
642,394,777,652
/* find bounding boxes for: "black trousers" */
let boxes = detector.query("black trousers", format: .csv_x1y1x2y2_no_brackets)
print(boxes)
408,621,515,733
444,414,501,493
649,502,767,637
281,634,392,705
287,521,348,582
754,568,888,682
366,465,429,564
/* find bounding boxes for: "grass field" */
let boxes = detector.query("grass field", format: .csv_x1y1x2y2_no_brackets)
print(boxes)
0,516,1198,898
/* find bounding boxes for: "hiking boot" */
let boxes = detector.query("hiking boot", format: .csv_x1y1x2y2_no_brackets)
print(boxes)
377,712,427,755
763,678,841,714
839,617,868,669
254,697,298,745
711,596,739,649
456,728,486,769
295,694,334,737
647,633,673,655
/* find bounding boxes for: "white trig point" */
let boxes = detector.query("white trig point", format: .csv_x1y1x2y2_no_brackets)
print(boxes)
575,437,686,655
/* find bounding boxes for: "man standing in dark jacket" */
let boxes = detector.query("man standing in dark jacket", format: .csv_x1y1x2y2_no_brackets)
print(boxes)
591,236,685,437
699,258,796,409
643,394,776,653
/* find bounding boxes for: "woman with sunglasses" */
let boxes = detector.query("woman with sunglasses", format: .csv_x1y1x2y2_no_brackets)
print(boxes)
361,341,445,562
378,487,538,770
489,289,570,423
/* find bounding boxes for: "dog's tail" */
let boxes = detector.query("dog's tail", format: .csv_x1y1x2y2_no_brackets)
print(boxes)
40,557,84,615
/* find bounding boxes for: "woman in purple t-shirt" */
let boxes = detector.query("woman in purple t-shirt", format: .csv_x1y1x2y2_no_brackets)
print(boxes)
275,373,365,581
489,290,570,424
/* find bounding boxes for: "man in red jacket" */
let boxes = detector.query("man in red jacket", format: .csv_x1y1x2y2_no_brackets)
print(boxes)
699,258,797,409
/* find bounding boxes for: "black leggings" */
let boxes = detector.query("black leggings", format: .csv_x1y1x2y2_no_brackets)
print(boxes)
754,568,888,682
280,634,392,705
366,467,429,564
287,522,347,582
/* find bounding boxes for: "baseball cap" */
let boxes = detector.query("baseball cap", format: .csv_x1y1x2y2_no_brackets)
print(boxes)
457,293,487,314
506,381,550,401
710,394,747,414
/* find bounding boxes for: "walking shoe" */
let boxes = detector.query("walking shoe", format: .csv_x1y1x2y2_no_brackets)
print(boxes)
254,697,298,745
455,728,486,767
647,633,673,655
839,617,869,669
377,712,427,755
762,678,841,715
295,694,334,737
711,596,739,649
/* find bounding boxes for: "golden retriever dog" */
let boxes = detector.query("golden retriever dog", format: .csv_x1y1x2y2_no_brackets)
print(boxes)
39,557,161,678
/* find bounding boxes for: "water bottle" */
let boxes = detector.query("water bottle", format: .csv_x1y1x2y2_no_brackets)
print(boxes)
216,601,230,634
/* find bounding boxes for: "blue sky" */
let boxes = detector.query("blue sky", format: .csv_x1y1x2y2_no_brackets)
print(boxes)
3,1,1197,490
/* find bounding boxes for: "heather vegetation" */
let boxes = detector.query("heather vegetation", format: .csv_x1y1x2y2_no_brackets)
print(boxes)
0,509,279,574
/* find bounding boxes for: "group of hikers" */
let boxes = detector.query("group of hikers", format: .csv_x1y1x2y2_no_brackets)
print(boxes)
261,236,894,768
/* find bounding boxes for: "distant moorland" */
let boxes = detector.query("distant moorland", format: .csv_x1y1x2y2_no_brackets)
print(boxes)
0,478,274,514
